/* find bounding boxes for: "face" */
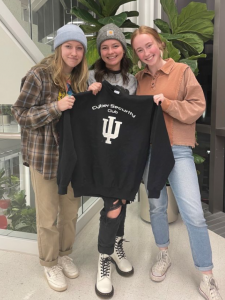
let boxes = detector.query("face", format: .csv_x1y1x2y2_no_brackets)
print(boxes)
132,34,162,69
100,39,125,71
61,41,84,73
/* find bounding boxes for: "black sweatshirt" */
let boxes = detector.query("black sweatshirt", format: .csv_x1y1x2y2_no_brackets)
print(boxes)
57,81,174,201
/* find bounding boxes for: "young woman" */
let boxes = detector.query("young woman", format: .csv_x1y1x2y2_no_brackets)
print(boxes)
12,24,89,292
88,23,137,298
131,26,222,300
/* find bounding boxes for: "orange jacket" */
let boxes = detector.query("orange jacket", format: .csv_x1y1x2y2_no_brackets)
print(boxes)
136,58,206,147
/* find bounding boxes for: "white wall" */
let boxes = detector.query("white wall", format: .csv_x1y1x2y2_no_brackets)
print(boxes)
0,22,35,104
0,1,44,105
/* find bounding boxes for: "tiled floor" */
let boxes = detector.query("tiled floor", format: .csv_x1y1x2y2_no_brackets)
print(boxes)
0,202,225,300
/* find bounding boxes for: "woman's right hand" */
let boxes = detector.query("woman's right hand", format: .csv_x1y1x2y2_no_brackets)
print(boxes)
153,93,165,106
57,94,75,111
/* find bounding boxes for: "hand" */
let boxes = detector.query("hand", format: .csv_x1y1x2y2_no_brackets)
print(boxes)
153,94,165,105
58,94,75,111
88,82,102,95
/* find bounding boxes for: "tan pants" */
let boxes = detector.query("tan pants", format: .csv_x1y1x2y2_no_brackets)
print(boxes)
30,167,81,267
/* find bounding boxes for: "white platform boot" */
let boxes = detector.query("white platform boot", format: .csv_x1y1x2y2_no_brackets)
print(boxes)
111,236,134,276
95,253,114,298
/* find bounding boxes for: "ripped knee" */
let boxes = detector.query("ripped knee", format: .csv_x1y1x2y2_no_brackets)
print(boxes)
106,199,122,219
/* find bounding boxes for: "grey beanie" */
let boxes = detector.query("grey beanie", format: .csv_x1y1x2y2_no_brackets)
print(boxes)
54,24,87,52
97,23,127,55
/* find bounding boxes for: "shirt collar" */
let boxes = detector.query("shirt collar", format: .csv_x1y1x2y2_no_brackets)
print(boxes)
143,58,175,76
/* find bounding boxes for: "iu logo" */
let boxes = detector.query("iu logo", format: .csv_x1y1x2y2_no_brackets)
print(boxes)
102,116,122,144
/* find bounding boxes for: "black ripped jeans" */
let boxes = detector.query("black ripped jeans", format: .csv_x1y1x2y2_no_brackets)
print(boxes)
98,197,127,255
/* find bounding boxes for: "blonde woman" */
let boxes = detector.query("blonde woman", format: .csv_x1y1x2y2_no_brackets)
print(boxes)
12,24,89,292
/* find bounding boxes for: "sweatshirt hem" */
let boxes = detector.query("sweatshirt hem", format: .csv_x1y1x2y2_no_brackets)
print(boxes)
71,186,138,202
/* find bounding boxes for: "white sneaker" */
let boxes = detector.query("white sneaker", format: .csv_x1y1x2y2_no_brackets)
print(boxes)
150,249,171,282
44,265,67,292
58,255,79,279
111,236,134,276
95,253,114,298
199,274,223,300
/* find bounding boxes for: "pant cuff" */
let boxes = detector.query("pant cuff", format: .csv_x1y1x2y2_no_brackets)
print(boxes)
156,241,170,248
39,257,58,267
195,264,214,272
59,248,73,256
98,246,114,255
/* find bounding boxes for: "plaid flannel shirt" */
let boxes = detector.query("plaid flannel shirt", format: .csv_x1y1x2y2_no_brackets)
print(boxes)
12,66,62,179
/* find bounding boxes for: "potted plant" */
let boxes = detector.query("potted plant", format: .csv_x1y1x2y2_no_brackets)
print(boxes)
0,169,19,208
4,190,37,233
70,0,214,74
1,105,12,125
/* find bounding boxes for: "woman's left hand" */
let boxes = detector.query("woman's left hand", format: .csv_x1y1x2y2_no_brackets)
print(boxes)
153,93,165,105
88,82,102,95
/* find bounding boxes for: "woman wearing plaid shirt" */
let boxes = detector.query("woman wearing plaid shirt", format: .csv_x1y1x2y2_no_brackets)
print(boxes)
12,24,91,292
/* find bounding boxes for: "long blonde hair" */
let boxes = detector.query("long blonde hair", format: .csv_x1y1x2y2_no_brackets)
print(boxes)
35,45,88,93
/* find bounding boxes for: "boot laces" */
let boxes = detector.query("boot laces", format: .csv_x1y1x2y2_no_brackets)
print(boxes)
115,238,128,259
156,251,168,271
100,255,111,278
208,278,221,300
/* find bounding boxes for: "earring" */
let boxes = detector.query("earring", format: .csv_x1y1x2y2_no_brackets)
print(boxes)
160,50,163,58
138,60,142,69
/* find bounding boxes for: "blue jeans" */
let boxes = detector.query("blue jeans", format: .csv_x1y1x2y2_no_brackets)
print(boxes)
143,145,213,271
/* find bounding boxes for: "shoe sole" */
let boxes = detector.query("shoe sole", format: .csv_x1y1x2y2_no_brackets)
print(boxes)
95,284,114,298
150,263,171,282
111,258,134,277
199,287,209,300
63,270,79,279
44,273,67,292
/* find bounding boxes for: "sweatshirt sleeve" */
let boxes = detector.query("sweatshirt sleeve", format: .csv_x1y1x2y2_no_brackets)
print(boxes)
147,104,175,198
11,70,62,130
161,67,206,125
57,109,77,195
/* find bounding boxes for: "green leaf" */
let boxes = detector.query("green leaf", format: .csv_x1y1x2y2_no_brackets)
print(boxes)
99,0,136,17
77,0,103,17
187,54,207,60
172,33,204,56
123,32,132,39
71,7,100,26
193,153,205,164
98,12,127,27
179,59,198,73
176,2,215,41
160,35,180,61
86,38,99,67
160,0,178,33
123,11,139,18
154,19,171,33
165,41,181,61
80,24,102,34
126,43,135,63
160,33,185,41
120,19,139,28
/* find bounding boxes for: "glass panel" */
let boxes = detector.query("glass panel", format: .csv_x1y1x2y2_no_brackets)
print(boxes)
30,0,86,56
0,105,20,134
194,132,211,204
0,140,34,233
82,196,99,213
3,0,89,56
0,138,99,235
